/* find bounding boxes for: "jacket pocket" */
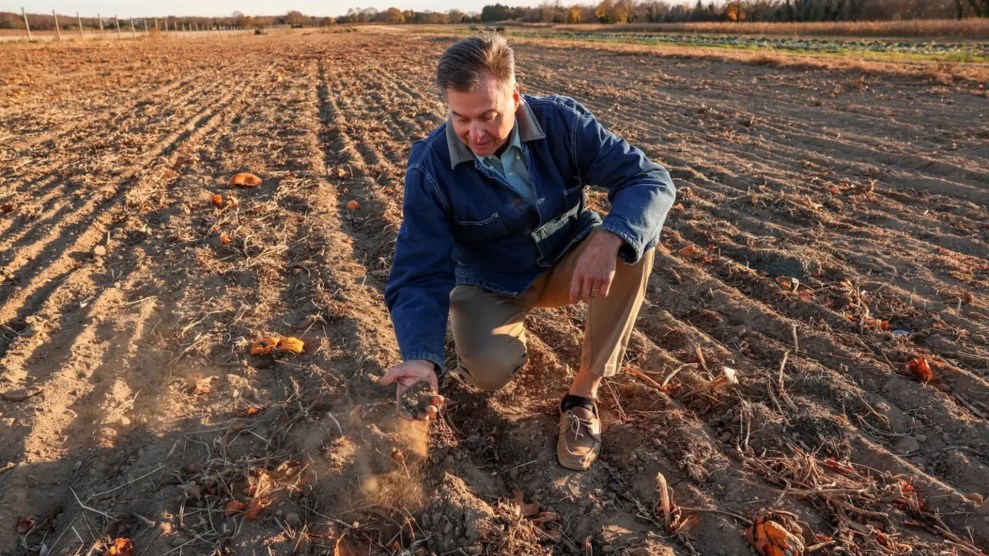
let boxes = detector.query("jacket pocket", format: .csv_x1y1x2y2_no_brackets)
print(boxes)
453,212,510,244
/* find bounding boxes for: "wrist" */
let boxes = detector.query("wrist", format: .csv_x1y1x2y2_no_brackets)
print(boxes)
595,229,625,251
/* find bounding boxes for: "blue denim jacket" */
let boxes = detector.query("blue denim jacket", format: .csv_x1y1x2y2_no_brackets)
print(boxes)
385,95,676,371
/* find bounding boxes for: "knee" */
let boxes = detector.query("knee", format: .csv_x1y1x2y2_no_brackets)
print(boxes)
457,351,526,392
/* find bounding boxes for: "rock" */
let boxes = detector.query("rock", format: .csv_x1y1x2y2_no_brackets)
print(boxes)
894,436,921,455
285,512,302,527
2,388,42,402
93,245,108,257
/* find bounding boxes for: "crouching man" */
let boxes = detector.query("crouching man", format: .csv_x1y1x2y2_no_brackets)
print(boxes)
381,35,675,470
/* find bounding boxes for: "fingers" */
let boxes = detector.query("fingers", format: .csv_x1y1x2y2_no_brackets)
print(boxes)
379,364,403,386
569,272,583,304
571,274,612,303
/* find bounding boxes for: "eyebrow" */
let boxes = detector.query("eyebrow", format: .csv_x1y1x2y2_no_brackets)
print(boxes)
451,109,497,118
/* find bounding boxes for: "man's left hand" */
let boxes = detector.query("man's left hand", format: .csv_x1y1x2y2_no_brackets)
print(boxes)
570,230,625,303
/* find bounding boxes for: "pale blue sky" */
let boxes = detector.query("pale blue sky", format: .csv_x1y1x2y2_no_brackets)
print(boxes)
13,1,560,18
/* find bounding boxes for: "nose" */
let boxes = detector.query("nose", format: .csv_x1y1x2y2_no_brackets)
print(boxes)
469,125,486,144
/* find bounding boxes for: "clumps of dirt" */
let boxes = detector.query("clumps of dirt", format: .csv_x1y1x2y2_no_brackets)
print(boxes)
788,414,851,459
750,246,826,280
400,381,438,420
418,474,499,554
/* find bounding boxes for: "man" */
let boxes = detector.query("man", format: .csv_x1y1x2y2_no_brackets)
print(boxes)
380,35,675,470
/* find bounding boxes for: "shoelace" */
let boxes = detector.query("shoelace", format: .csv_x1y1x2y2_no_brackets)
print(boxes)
563,411,597,456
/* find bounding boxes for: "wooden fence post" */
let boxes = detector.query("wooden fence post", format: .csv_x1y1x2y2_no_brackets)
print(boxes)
143,19,148,34
98,13,104,38
114,15,121,39
53,10,61,41
21,7,32,41
77,12,83,38
130,17,137,38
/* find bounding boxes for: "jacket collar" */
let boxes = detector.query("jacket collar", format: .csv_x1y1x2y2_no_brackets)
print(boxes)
446,99,546,170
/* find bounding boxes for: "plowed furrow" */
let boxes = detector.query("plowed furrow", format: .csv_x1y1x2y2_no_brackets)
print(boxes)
0,82,249,362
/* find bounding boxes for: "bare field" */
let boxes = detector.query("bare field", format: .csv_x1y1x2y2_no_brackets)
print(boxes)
1,31,988,556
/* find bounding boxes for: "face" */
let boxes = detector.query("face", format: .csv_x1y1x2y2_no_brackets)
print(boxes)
447,75,520,158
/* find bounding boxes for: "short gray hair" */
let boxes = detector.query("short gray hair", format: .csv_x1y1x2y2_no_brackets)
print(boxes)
436,35,515,94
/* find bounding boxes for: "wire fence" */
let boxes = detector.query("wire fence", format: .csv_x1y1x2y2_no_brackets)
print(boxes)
2,7,258,43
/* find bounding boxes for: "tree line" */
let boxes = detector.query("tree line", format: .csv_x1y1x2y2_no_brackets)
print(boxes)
3,0,985,32
481,0,987,24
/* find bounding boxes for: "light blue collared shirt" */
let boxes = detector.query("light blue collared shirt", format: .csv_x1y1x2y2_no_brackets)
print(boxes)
475,125,533,202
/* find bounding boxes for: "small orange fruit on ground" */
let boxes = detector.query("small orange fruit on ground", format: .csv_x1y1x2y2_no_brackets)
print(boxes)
211,194,224,207
346,200,360,211
229,172,262,187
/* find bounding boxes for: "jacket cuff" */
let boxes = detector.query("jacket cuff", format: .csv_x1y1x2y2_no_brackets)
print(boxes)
599,218,642,264
401,350,446,379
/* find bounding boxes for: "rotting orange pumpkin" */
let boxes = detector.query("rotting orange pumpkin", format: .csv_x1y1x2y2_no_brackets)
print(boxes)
745,514,805,556
229,172,263,187
275,337,305,355
250,338,280,356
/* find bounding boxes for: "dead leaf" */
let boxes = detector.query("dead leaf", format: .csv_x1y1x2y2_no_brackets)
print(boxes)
183,483,202,501
333,533,358,556
244,405,261,417
15,515,35,534
512,488,541,518
275,337,305,355
905,356,933,382
776,276,799,292
229,172,262,187
1,203,13,213
677,244,700,258
224,500,247,516
707,366,739,392
220,233,232,245
107,538,134,556
192,377,212,396
244,497,267,521
864,316,889,330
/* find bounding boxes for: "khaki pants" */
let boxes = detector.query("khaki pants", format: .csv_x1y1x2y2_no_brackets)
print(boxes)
450,230,655,391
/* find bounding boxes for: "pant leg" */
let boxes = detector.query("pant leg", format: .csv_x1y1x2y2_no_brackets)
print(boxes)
449,283,542,391
535,229,655,377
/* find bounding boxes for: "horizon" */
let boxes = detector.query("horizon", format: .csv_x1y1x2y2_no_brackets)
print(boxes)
13,1,698,20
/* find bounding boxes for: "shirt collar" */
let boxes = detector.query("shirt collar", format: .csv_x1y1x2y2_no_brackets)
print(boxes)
446,98,546,170
475,124,521,166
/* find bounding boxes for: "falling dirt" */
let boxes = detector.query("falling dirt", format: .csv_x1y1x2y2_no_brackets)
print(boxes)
0,29,987,555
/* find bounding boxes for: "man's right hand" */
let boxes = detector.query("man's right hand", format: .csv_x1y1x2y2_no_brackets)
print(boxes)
379,359,444,420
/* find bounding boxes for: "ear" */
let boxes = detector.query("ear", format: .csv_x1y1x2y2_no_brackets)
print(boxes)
511,81,521,110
